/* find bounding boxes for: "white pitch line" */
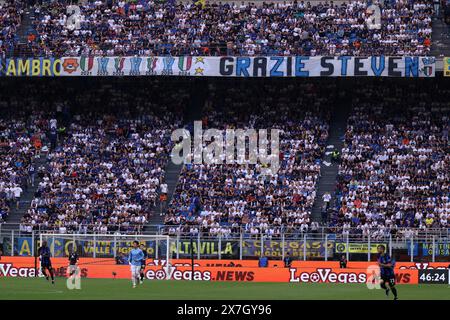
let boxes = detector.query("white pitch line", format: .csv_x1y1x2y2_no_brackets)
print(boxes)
8,290,64,295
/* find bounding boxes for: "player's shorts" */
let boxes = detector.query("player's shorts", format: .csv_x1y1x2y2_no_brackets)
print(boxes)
381,274,396,286
68,264,78,275
130,265,141,276
41,261,52,269
141,260,146,268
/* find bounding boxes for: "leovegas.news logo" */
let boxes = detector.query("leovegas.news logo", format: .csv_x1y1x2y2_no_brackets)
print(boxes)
146,265,255,282
215,270,255,281
289,268,367,283
0,263,88,278
288,268,413,284
0,263,37,277
145,266,212,281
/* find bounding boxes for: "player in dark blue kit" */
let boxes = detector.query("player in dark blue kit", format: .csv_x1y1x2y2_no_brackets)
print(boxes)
139,243,148,283
377,245,398,300
38,241,55,284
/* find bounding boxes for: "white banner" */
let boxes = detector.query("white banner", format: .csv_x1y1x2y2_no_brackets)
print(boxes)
59,56,435,77
0,56,436,77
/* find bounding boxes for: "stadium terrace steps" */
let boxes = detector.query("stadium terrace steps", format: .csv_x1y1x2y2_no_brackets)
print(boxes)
311,93,351,224
16,8,32,42
431,17,450,57
148,161,184,230
2,155,48,232
144,79,206,232
12,6,35,58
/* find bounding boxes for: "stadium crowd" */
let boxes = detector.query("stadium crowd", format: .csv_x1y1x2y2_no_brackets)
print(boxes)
164,81,333,238
5,79,189,234
330,82,450,240
0,106,47,224
0,77,447,241
0,0,24,58
25,0,434,57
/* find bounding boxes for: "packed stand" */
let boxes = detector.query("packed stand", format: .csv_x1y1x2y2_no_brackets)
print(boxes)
28,0,434,57
16,79,189,234
0,0,24,58
330,82,450,240
164,81,333,238
0,91,50,224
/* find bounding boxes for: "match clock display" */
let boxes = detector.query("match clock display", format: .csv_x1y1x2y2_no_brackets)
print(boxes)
418,270,450,284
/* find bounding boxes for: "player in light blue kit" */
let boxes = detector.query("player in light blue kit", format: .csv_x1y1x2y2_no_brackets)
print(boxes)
128,240,144,288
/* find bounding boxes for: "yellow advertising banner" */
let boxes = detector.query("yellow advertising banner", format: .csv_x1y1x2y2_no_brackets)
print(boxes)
444,57,450,77
335,243,386,254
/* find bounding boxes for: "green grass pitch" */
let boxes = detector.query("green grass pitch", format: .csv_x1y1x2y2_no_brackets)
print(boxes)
0,277,449,300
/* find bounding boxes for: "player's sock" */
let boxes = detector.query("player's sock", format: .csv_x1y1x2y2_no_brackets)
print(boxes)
42,269,49,280
379,282,389,296
391,287,398,299
50,269,55,281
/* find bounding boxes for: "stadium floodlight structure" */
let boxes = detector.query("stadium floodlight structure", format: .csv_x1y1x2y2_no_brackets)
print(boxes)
37,233,173,273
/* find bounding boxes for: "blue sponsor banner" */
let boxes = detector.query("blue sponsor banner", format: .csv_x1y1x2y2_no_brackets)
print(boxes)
171,239,238,258
242,239,333,258
16,237,33,256
44,238,157,258
407,241,419,256
422,242,450,257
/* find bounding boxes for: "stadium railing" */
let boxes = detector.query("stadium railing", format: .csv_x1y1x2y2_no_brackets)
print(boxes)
1,223,448,262
1,222,448,240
